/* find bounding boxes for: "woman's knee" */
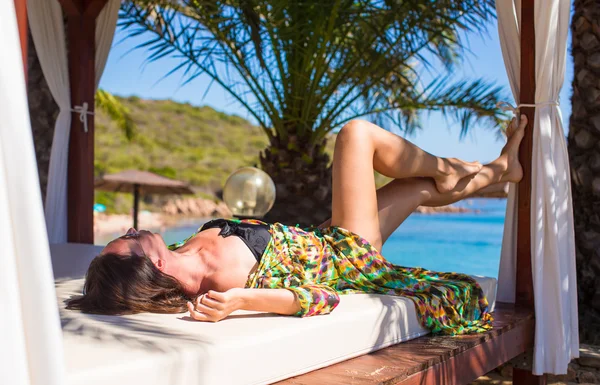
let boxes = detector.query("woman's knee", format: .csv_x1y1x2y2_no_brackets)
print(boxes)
336,120,373,149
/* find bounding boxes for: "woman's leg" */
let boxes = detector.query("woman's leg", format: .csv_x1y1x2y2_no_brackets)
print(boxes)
375,117,525,245
338,120,483,192
329,119,476,249
330,119,487,249
329,116,526,250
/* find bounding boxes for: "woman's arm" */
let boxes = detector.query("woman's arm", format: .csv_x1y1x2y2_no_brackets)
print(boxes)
187,285,340,322
238,288,301,315
187,287,301,322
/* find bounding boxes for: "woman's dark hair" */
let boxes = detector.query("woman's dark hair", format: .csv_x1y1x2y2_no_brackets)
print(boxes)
66,253,190,315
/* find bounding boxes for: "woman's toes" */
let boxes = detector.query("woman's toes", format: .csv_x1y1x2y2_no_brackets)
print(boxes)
505,114,528,138
518,114,528,130
506,117,517,137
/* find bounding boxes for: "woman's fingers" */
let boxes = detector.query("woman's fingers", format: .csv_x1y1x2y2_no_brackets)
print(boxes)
186,291,233,322
194,302,217,315
197,294,224,310
187,302,212,321
207,290,226,301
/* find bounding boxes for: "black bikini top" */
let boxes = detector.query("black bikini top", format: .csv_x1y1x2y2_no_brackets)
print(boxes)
199,219,271,262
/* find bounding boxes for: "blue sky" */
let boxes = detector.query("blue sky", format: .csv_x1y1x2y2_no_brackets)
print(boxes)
99,18,574,164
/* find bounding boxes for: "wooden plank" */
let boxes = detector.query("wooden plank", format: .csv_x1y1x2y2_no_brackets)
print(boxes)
13,0,27,79
278,303,534,385
63,0,107,243
400,314,534,385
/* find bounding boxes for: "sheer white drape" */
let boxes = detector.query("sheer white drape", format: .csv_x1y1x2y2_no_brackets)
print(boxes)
530,0,579,374
28,0,71,243
28,0,120,243
495,0,579,375
496,0,521,305
0,1,65,384
96,0,121,86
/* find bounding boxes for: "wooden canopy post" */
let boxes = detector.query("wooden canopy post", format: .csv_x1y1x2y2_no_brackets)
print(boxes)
516,0,536,310
513,0,546,384
13,0,27,79
59,0,107,244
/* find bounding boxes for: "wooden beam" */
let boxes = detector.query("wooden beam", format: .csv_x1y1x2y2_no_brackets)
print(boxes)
63,0,108,243
516,0,536,313
60,0,106,17
13,0,27,79
83,0,108,19
58,0,84,16
514,0,546,383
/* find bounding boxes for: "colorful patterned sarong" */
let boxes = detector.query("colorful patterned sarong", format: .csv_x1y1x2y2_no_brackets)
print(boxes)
245,222,492,335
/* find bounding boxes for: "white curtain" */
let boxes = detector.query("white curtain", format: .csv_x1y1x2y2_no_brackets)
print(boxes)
96,0,121,86
28,0,120,243
496,0,521,305
496,0,579,375
0,1,65,384
28,0,71,243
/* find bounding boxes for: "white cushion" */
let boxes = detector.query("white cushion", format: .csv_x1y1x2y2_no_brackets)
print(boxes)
51,243,104,280
53,243,497,385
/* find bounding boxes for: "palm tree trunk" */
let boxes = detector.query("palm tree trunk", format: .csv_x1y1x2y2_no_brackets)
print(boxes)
27,27,59,204
568,0,600,345
260,134,332,227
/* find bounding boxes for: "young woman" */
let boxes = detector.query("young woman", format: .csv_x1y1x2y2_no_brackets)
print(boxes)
67,116,526,335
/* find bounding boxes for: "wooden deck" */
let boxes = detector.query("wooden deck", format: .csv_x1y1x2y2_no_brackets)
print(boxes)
277,302,534,385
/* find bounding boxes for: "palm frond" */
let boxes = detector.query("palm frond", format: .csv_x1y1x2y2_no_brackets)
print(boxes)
119,0,503,145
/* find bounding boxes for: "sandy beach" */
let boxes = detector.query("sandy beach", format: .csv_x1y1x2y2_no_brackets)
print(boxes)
94,203,477,238
94,212,166,236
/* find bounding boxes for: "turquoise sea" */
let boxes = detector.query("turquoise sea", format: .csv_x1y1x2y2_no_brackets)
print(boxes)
380,198,507,278
98,198,507,279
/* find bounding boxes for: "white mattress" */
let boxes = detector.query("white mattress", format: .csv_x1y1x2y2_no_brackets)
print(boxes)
52,243,497,385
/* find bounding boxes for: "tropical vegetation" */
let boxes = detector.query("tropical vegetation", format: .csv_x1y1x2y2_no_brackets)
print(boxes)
119,0,507,225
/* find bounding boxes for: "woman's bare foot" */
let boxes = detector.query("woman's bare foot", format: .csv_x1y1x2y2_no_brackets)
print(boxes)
505,115,520,138
434,158,483,193
497,115,527,183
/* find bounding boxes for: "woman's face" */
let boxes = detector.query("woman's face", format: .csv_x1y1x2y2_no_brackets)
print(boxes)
101,228,170,268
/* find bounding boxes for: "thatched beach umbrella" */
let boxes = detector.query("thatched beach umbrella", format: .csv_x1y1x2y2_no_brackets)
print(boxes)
95,170,194,229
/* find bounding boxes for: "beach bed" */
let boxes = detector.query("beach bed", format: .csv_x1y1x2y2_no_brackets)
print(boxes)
53,243,508,385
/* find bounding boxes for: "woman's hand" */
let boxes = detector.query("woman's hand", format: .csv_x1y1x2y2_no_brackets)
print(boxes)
186,288,245,322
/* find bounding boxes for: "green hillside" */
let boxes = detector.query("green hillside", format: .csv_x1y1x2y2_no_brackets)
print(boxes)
95,96,269,212
94,96,387,214
96,96,268,187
